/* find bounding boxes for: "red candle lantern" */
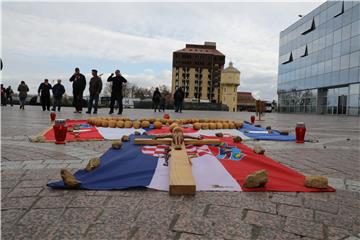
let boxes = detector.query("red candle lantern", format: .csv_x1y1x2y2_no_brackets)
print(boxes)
295,122,306,143
250,115,255,124
50,111,56,122
163,114,170,119
53,119,67,144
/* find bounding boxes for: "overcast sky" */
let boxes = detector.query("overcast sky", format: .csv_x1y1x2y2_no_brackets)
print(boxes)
1,1,321,100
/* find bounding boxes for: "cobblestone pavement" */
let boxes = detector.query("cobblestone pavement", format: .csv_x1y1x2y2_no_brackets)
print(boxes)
1,106,360,240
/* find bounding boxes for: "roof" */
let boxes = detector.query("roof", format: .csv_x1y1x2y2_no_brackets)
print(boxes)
174,43,225,56
237,92,256,102
222,62,240,73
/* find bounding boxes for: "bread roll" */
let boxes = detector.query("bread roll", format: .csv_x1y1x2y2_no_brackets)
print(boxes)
133,121,141,129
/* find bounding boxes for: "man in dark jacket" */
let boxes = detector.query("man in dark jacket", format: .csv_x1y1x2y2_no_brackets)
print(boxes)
152,87,161,112
52,79,66,112
6,86,14,106
69,67,86,113
17,81,29,110
107,69,127,115
174,87,185,113
86,69,102,114
38,79,52,111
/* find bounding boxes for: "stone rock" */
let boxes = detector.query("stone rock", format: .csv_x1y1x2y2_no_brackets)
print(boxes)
29,135,45,143
235,121,244,129
305,176,328,189
279,131,289,135
61,169,81,188
215,132,224,137
112,141,122,149
244,169,268,188
121,135,130,142
253,145,265,154
85,157,101,172
233,136,243,143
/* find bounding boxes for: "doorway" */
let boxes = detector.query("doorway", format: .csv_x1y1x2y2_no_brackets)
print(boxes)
338,95,347,115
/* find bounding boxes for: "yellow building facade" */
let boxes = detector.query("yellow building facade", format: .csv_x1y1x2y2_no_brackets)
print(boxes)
220,62,240,112
172,42,225,103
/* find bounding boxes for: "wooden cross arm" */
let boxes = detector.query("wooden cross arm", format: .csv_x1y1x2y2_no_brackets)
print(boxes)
134,138,222,145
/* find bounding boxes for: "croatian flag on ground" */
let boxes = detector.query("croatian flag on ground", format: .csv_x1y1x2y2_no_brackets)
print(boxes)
48,135,334,192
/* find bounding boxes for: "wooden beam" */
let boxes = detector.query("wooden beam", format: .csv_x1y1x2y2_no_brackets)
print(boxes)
169,142,196,195
134,138,222,146
184,139,222,145
134,138,172,145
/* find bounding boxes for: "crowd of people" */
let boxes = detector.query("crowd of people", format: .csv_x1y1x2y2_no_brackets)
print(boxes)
1,67,186,113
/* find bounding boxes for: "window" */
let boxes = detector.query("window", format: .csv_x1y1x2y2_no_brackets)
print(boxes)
301,45,308,57
282,52,293,64
302,19,316,35
334,1,344,18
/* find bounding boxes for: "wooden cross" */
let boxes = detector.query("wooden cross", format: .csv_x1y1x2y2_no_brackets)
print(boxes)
134,128,222,195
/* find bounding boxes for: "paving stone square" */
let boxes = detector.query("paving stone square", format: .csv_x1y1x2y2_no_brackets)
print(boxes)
1,106,360,239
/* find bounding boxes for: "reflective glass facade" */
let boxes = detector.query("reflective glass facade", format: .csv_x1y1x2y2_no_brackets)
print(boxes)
277,1,360,115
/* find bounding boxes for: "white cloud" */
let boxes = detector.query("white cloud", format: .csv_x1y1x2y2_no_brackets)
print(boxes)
1,2,321,101
2,9,184,63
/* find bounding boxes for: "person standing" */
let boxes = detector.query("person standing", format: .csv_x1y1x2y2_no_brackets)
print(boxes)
38,79,52,111
174,87,185,113
152,87,161,112
17,81,29,110
52,79,65,112
86,69,102,114
6,86,14,106
160,93,166,112
1,84,7,106
107,69,127,115
69,67,86,113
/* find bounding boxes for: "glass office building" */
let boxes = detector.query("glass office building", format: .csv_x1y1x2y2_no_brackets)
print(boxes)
277,1,360,115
